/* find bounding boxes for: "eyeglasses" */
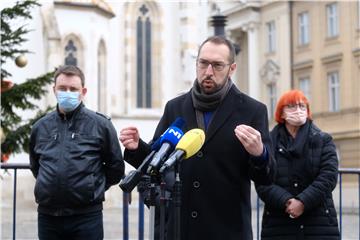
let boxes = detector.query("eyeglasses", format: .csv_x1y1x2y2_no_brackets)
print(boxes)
197,59,232,72
285,103,307,111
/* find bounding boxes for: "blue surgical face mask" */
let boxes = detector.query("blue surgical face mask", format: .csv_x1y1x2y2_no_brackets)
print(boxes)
56,91,81,112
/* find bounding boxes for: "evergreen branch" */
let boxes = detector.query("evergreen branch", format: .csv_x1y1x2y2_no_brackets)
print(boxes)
0,1,39,20
1,0,39,79
1,105,54,155
1,72,54,130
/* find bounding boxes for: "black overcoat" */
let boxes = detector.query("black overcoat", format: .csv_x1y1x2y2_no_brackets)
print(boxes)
126,85,273,240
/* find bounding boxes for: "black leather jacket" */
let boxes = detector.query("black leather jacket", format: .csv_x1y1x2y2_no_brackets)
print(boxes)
29,104,124,216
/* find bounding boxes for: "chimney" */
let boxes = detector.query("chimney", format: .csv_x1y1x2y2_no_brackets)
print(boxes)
211,15,227,36
211,14,241,55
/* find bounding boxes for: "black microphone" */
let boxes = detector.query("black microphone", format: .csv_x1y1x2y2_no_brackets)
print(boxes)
119,151,155,193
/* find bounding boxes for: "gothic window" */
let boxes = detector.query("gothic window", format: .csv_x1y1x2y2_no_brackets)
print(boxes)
64,39,78,66
136,4,152,108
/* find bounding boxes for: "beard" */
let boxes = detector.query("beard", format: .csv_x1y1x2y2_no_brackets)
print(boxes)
199,75,228,94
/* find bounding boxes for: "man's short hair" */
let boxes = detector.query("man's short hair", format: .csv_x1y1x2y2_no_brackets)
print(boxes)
197,36,236,63
54,65,85,87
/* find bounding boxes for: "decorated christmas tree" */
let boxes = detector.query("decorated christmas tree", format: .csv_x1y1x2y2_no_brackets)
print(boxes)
1,0,54,162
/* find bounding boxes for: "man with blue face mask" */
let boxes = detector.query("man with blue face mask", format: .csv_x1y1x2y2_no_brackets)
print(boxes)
29,65,125,240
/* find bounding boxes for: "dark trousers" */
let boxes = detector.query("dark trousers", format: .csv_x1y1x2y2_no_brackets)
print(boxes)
38,211,103,240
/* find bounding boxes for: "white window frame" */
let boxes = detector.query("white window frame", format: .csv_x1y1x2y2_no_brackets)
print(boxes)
327,3,339,37
267,21,276,53
298,12,310,45
328,71,340,112
299,77,311,101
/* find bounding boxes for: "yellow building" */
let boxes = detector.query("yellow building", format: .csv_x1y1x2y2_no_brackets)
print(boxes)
291,1,360,168
223,0,359,168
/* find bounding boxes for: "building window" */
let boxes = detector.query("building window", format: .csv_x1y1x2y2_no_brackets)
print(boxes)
267,21,276,53
326,3,339,37
136,4,152,108
267,83,277,119
299,77,311,101
298,12,309,45
64,40,77,66
328,71,340,112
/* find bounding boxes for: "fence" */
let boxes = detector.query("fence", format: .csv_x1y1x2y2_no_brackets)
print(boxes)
1,163,359,240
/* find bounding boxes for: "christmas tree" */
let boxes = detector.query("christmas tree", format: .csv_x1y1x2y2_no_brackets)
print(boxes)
1,0,54,162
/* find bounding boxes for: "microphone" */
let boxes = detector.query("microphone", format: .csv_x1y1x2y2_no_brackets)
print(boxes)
119,151,156,193
159,128,205,174
119,117,185,192
147,118,185,174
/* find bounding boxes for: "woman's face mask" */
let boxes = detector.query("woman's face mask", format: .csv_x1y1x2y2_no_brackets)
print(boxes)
56,91,81,112
282,103,308,126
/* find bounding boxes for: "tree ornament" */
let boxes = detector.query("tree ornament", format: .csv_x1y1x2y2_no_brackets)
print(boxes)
15,55,28,67
1,79,14,93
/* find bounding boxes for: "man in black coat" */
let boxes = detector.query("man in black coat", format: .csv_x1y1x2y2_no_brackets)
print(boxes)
119,36,273,240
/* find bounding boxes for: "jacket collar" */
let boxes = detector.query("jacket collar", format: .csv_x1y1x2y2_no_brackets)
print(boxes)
57,102,84,120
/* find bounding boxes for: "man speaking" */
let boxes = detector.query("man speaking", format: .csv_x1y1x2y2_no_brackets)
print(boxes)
119,36,273,240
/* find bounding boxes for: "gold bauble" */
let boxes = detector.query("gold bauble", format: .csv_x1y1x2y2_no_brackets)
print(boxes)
15,55,28,68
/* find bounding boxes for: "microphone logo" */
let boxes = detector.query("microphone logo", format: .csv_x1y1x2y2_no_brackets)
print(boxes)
168,128,182,139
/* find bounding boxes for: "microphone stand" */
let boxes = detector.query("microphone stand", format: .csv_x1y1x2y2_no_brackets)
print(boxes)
173,161,182,240
148,172,157,240
159,177,166,240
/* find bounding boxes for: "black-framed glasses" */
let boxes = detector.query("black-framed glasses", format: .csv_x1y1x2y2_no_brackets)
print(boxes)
285,103,307,111
197,59,232,72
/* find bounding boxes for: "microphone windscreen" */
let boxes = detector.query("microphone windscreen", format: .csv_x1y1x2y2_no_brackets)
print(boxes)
160,126,184,147
176,128,205,159
151,138,161,151
171,117,185,130
151,117,185,151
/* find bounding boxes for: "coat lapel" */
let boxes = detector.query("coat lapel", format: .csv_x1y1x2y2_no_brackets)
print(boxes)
181,86,240,144
181,92,198,131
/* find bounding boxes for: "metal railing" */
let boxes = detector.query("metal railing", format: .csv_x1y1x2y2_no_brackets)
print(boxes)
338,168,360,240
1,163,30,240
1,163,359,240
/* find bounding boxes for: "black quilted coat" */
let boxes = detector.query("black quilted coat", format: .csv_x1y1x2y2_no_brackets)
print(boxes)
256,120,340,240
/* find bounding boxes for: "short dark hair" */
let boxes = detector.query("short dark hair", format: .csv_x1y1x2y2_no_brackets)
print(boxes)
197,36,236,63
54,65,85,87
